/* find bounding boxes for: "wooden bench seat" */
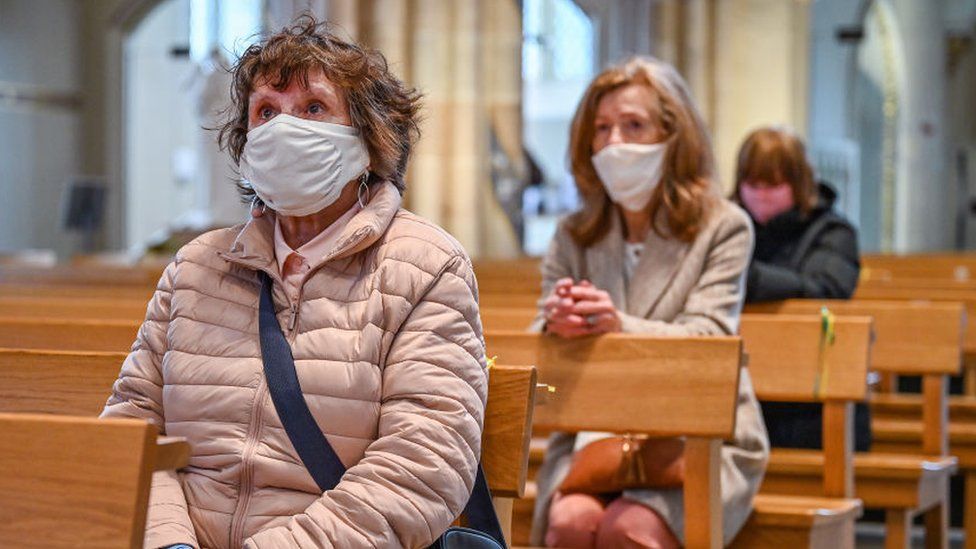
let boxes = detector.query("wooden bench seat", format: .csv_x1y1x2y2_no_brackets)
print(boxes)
731,494,863,548
745,300,964,548
764,449,957,506
873,393,976,420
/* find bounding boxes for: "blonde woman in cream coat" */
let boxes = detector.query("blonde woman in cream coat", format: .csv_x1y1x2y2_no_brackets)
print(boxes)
531,57,769,548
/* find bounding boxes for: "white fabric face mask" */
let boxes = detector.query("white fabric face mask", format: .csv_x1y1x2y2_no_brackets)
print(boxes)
240,114,370,217
591,142,668,212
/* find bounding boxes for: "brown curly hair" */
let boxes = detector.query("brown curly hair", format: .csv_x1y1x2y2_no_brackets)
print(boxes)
567,56,718,246
218,15,422,202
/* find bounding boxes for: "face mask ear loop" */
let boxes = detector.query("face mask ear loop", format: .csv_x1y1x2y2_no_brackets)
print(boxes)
357,172,371,209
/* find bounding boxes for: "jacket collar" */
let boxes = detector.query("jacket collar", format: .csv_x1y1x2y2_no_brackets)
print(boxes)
221,181,402,275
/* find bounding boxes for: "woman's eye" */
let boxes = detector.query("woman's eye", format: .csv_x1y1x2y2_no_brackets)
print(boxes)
308,103,324,115
595,124,610,133
627,120,644,130
259,107,274,119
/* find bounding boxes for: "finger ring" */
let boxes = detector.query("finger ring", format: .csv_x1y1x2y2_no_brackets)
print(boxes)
585,314,598,326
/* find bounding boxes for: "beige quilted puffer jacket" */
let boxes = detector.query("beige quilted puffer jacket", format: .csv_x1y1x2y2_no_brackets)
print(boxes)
100,182,489,549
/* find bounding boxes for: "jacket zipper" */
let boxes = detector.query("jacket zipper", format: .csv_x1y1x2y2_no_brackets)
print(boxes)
218,228,371,543
287,302,299,333
228,378,269,546
284,229,372,340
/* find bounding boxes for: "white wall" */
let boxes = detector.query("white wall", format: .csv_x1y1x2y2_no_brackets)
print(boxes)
0,0,83,256
809,0,955,252
124,0,208,252
808,0,863,143
890,0,951,252
712,0,810,191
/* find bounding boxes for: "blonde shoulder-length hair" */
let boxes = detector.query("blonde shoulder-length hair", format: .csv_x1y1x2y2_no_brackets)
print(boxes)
567,56,719,247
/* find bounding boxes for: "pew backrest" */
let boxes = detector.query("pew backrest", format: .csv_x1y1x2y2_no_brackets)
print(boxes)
0,413,188,549
0,348,125,416
485,331,742,548
746,300,963,376
0,317,139,352
485,331,742,437
740,314,873,498
0,296,148,321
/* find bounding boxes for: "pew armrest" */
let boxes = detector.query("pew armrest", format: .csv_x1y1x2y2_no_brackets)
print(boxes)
154,436,190,471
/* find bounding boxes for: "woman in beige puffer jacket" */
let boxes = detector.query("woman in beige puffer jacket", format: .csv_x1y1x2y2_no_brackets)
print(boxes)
101,18,488,549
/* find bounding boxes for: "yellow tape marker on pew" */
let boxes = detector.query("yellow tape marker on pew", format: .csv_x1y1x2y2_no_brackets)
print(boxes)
814,306,836,399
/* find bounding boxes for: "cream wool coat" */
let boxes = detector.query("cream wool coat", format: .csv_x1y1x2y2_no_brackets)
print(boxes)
101,182,489,549
530,199,770,546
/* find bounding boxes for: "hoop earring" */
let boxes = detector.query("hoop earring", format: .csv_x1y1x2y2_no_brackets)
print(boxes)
357,172,370,209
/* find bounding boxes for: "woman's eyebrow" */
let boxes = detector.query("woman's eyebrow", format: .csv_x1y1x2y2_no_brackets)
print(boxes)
306,83,342,105
248,90,272,105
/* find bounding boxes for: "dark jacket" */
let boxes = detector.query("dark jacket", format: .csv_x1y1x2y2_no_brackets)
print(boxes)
745,183,860,303
745,183,870,451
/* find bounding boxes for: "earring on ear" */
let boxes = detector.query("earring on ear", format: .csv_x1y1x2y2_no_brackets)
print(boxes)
357,172,371,209
250,196,267,217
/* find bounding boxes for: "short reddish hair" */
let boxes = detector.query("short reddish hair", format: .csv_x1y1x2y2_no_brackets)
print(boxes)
733,126,817,214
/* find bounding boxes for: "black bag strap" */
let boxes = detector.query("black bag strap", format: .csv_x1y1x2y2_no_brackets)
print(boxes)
257,272,505,546
462,468,506,545
258,271,345,492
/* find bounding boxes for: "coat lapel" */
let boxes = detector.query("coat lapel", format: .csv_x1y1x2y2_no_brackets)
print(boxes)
626,212,691,318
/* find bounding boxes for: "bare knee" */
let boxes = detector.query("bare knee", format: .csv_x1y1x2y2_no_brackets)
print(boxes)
545,492,605,548
595,498,680,549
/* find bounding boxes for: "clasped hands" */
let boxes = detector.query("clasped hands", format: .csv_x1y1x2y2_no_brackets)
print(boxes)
543,278,622,338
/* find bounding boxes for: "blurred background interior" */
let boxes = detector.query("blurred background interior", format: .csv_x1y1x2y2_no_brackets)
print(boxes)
1,0,974,264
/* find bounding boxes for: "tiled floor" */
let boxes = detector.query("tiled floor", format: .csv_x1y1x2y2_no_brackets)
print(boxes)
855,523,965,548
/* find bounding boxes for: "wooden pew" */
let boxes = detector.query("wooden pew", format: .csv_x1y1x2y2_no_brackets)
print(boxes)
480,307,537,332
0,349,126,415
0,413,190,548
862,253,976,282
0,317,139,352
474,259,543,300
746,300,963,549
0,263,163,287
483,310,875,548
0,296,148,321
0,283,155,301
474,258,542,310
482,365,538,545
802,301,976,548
0,346,537,547
853,281,976,395
731,314,873,548
486,331,742,548
481,292,539,310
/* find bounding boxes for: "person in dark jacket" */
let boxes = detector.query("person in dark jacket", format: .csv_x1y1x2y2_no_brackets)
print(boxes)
732,125,869,451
